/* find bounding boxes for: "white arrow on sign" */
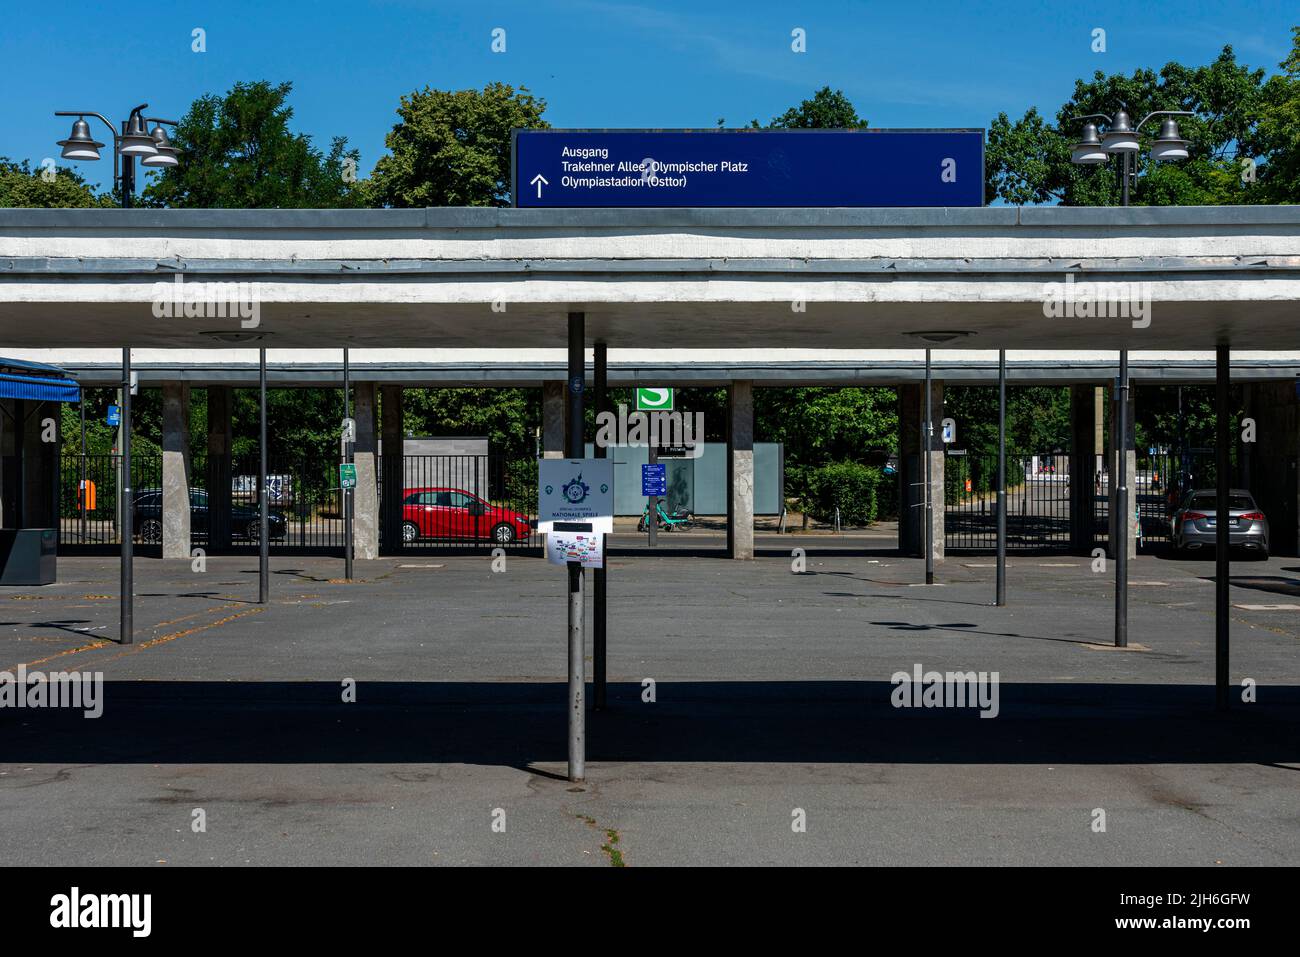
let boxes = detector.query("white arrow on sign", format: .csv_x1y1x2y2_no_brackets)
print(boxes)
530,174,548,198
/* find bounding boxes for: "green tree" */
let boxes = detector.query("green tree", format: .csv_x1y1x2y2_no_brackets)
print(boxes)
401,388,540,461
0,158,113,208
1249,27,1300,203
986,44,1273,206
749,87,866,129
942,386,1072,458
143,80,361,209
367,82,548,207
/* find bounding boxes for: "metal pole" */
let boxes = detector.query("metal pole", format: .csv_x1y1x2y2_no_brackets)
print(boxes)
79,392,86,545
1115,350,1129,647
1110,139,1133,646
924,349,934,585
1215,344,1230,710
120,348,133,644
593,341,608,712
996,350,1007,606
120,128,134,209
343,348,353,581
259,348,268,603
566,312,586,782
647,422,658,547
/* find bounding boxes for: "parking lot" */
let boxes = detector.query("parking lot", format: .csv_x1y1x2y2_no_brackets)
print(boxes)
0,551,1296,866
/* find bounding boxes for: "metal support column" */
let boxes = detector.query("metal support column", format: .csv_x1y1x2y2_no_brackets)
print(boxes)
78,393,86,545
343,348,353,581
120,348,133,644
1215,344,1230,711
647,424,659,547
1115,350,1130,647
924,349,934,585
259,348,269,603
996,350,1007,606
566,312,586,782
593,341,608,712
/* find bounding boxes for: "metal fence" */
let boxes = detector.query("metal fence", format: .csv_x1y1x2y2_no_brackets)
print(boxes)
1134,449,1224,549
58,451,537,555
382,454,537,551
59,454,162,549
192,453,350,553
945,452,1072,551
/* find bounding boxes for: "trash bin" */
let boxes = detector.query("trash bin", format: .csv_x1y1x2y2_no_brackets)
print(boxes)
0,528,57,585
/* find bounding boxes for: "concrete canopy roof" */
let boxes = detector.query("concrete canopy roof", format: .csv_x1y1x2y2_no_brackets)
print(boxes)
1,206,1298,351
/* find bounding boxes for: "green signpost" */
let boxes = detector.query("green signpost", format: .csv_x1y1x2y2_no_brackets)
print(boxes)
339,463,357,489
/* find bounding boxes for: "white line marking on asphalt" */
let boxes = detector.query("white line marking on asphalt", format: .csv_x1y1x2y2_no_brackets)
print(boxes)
1233,603,1300,611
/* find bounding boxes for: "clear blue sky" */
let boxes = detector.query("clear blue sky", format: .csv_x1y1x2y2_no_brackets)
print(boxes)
3,0,1294,193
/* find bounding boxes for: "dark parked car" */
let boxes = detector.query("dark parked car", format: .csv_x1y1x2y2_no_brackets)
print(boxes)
134,487,287,544
1171,488,1269,558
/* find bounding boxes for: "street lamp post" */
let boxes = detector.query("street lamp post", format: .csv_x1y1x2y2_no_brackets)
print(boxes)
1066,107,1192,649
55,104,180,645
55,104,180,209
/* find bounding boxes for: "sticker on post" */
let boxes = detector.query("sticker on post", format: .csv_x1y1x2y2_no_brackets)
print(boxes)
546,522,604,568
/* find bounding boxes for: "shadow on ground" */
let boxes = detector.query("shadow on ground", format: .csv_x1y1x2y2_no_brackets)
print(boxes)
2,681,1296,767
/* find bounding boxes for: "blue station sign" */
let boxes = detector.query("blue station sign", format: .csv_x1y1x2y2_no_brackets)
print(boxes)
512,129,984,208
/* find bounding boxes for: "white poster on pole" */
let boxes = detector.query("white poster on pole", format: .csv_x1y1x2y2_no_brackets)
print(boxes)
545,529,605,568
537,458,614,534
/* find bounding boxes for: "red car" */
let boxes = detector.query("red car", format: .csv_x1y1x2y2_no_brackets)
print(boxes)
400,487,533,544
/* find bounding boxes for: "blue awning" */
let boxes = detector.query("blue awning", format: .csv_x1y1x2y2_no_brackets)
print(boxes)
0,372,81,402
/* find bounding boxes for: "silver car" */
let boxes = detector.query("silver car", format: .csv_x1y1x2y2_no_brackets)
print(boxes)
1171,489,1269,558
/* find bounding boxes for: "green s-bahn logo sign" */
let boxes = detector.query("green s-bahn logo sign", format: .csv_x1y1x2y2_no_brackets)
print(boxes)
635,387,673,411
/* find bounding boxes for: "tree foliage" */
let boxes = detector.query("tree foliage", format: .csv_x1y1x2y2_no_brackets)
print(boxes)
1249,27,1300,202
143,80,361,209
0,158,113,208
366,82,548,207
943,386,1073,457
984,43,1292,206
752,86,866,129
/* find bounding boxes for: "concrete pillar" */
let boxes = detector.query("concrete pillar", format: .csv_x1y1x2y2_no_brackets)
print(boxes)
1107,383,1137,559
380,385,405,550
542,381,565,459
1069,384,1098,553
352,382,379,559
161,383,192,558
206,386,233,549
1243,380,1298,555
8,400,60,531
0,399,15,527
31,401,59,529
1094,386,1105,476
897,381,944,561
727,380,755,559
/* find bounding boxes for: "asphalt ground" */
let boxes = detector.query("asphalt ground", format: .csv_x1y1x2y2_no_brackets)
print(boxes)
0,550,1296,866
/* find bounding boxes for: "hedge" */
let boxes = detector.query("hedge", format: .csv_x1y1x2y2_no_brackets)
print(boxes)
803,460,881,525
